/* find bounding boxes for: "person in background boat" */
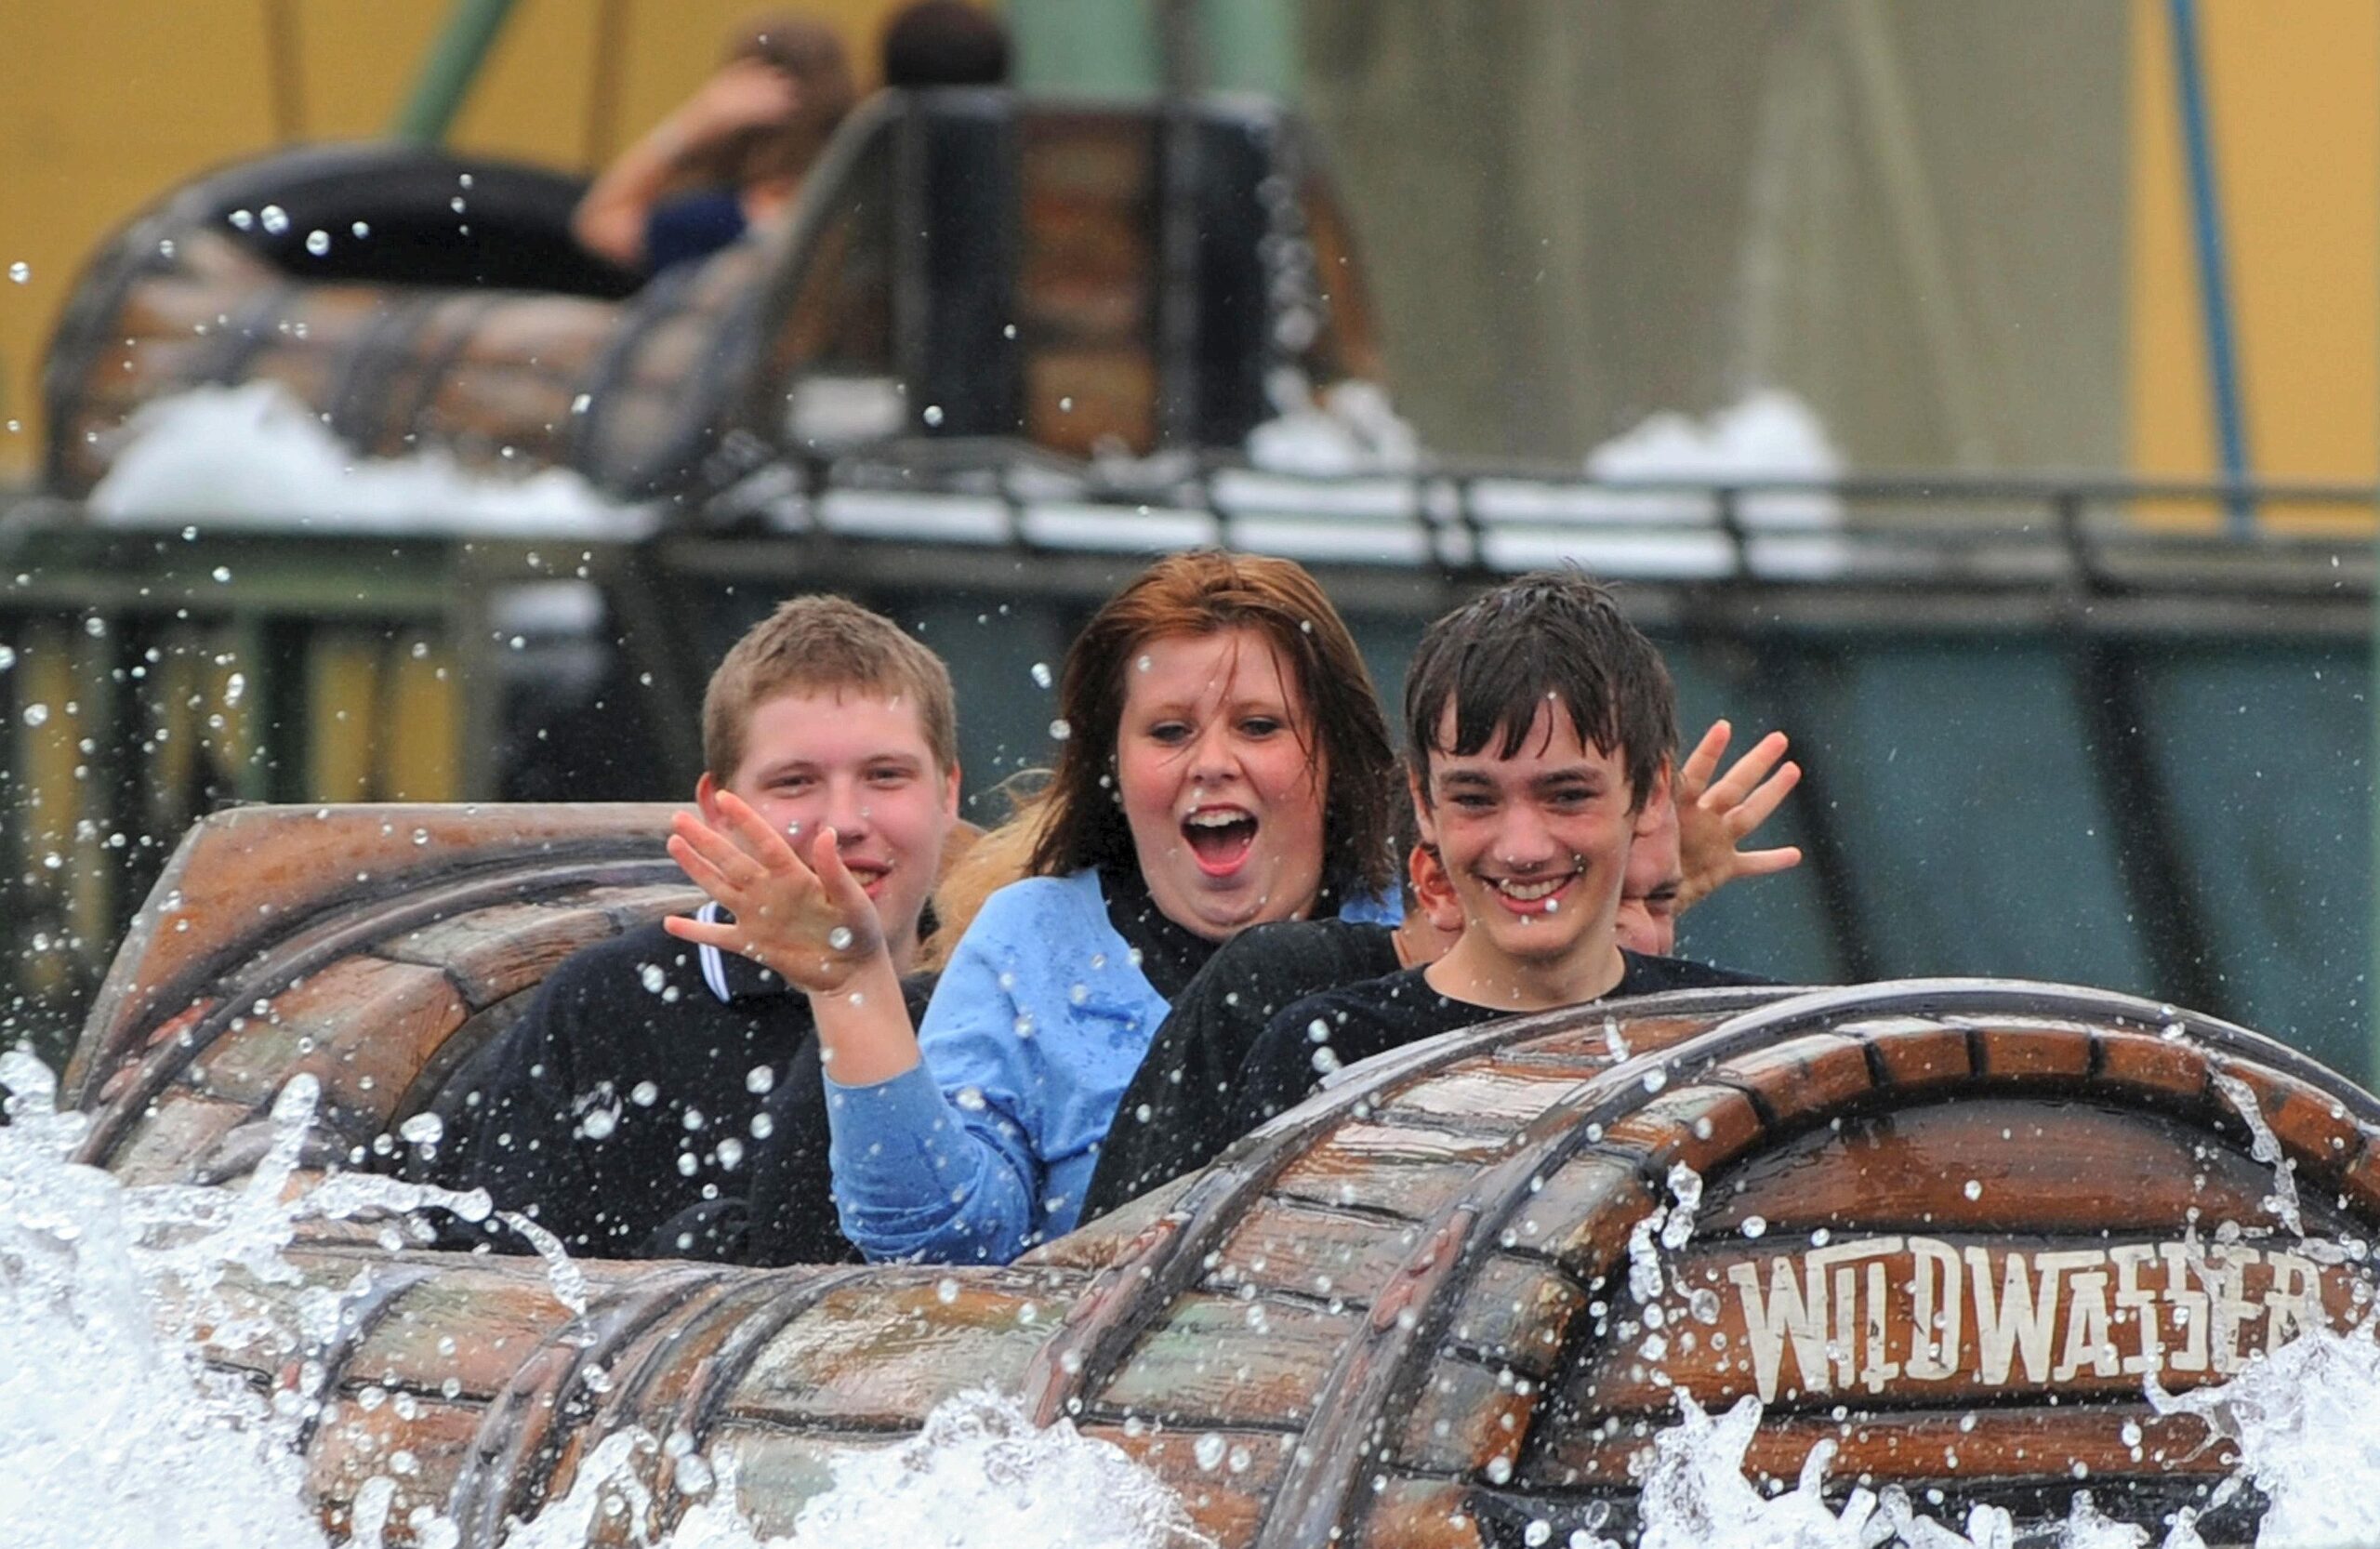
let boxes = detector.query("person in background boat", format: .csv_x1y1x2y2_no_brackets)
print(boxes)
418,595,960,1263
573,14,855,275
667,551,1402,1264
1219,570,1775,1142
1078,716,1799,1221
879,0,1010,88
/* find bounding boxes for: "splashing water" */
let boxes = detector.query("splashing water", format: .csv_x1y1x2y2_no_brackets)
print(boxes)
2150,1320,2380,1548
0,1049,326,1549
0,1051,1206,1549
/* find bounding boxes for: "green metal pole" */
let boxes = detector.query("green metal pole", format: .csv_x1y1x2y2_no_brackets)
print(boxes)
390,0,522,143
1007,0,1164,97
1198,0,1299,99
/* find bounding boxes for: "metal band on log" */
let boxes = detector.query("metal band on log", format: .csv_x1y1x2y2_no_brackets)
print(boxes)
67,804,2380,1546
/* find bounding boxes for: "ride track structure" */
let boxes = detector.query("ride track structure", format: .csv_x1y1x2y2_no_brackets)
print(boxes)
63,801,2380,1546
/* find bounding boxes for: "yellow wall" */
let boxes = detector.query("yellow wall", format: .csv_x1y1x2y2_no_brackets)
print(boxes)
2129,0,2380,529
0,0,914,481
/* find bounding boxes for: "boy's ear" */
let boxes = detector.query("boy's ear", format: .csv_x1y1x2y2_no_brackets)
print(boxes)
695,771,725,824
941,762,962,817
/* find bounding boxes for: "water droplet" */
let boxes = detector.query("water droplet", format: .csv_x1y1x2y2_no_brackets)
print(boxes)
579,1106,617,1140
827,926,854,951
640,963,667,994
717,1137,745,1170
305,230,330,257
228,209,255,231
922,404,945,427
1194,1433,1227,1471
6,261,27,285
1641,1068,1667,1093
1739,1214,1767,1238
397,1112,443,1145
20,704,47,727
1963,1178,1983,1201
1049,718,1072,741
259,204,289,234
936,1277,960,1304
211,565,232,584
745,1065,775,1094
222,671,245,707
630,1079,659,1106
0,645,14,670
350,219,371,239
1030,661,1052,688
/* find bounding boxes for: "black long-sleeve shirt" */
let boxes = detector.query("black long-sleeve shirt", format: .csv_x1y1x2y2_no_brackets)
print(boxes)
418,912,929,1261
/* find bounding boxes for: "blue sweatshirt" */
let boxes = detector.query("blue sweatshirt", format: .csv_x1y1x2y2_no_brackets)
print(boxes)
824,867,1396,1263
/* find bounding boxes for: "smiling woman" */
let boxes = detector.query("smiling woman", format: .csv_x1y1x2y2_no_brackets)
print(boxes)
668,550,1401,1264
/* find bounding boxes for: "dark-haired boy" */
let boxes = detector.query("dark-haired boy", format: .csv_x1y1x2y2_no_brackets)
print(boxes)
1223,571,1770,1137
1079,707,1794,1218
422,595,960,1262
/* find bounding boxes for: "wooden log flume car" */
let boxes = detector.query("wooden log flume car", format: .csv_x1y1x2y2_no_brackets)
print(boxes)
44,93,1380,506
64,804,2380,1545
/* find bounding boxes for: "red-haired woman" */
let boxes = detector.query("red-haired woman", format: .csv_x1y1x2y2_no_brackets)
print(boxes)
667,551,1400,1262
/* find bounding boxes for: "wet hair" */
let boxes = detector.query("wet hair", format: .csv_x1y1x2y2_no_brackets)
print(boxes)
1025,550,1397,911
881,0,1011,87
703,594,957,781
1405,569,1675,811
714,14,856,187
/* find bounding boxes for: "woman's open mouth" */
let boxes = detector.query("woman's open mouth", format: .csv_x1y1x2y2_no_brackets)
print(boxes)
1182,807,1259,878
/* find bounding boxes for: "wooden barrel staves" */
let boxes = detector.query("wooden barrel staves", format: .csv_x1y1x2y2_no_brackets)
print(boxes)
43,98,1382,506
66,805,2380,1545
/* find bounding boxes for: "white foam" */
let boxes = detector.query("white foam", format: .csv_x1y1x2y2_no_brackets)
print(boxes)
1244,375,1420,477
0,1051,326,1549
0,1053,1204,1549
86,381,656,538
2150,1321,2380,1548
1585,390,1846,531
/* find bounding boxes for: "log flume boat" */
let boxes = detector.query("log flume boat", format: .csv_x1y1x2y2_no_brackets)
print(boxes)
63,804,2380,1545
44,93,1377,504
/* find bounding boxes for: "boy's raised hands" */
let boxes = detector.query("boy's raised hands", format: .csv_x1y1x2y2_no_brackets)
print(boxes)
1675,719,1804,911
664,789,886,992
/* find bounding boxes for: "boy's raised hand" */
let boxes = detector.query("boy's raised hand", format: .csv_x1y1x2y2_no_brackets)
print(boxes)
1675,719,1804,911
663,789,884,993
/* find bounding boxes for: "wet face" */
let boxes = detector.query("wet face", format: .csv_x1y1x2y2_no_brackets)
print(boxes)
1614,792,1682,957
1417,700,1640,983
1115,628,1329,941
698,689,959,969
